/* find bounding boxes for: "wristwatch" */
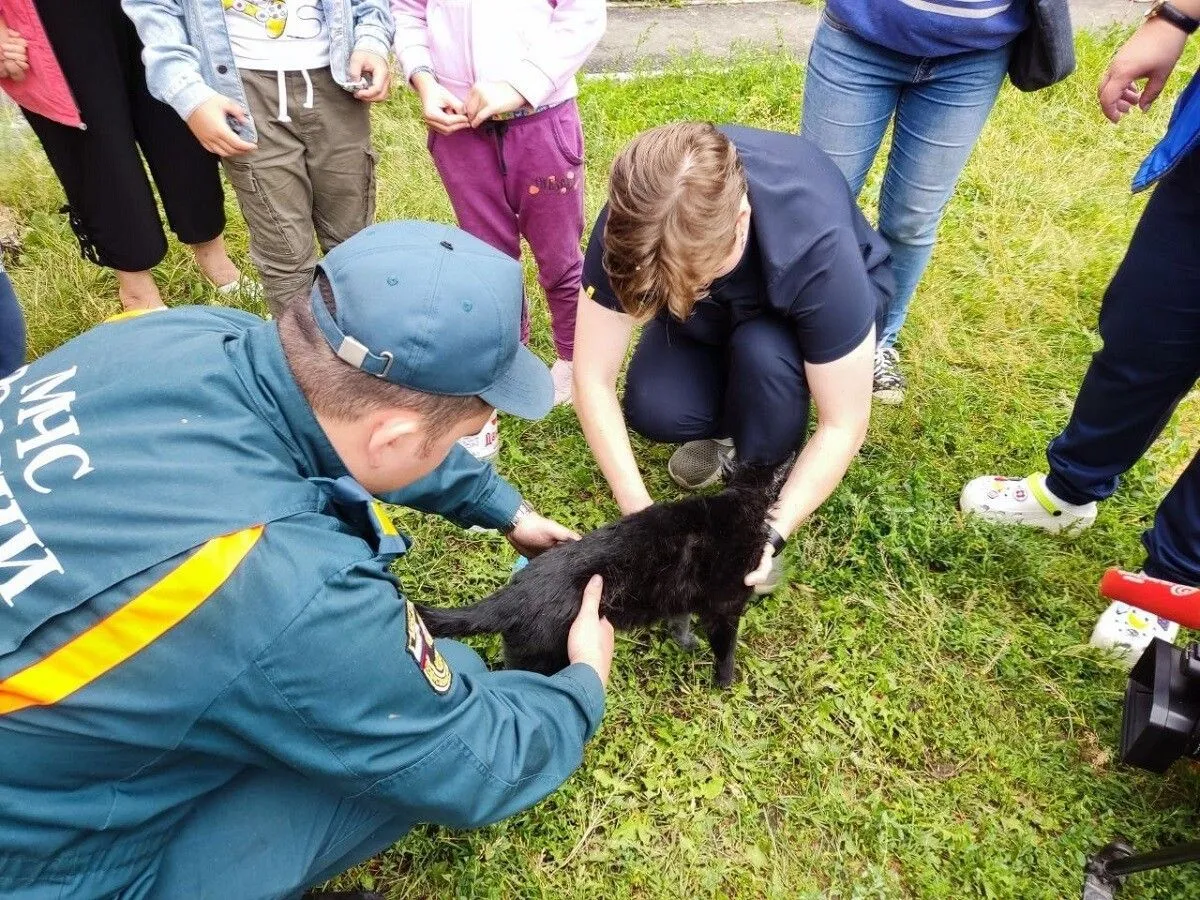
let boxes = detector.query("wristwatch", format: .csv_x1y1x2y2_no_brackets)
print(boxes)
1146,1,1200,35
766,526,787,557
502,499,536,535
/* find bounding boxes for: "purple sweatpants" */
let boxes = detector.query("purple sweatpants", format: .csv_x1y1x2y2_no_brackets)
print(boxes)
428,99,585,360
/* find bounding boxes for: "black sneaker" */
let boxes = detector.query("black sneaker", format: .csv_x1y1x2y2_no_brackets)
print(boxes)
873,347,905,405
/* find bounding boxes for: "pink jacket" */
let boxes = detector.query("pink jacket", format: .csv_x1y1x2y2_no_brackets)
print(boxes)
391,0,605,109
0,0,81,128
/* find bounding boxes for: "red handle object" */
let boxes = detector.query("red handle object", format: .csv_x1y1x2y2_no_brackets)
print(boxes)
1099,568,1200,630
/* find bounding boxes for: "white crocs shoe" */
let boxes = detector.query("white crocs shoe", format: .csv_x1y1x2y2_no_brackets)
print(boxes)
959,473,1097,535
1090,602,1180,668
459,411,499,461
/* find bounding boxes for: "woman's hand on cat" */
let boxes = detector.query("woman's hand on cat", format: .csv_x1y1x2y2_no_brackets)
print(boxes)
568,575,614,687
506,513,580,559
743,544,777,589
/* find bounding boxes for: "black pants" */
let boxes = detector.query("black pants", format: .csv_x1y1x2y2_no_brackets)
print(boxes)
23,0,225,272
1044,146,1200,585
623,314,810,466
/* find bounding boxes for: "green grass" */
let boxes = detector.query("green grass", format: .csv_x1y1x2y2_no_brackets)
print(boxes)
4,29,1200,899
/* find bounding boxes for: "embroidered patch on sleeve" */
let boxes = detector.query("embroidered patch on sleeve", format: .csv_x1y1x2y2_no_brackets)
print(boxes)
405,601,453,695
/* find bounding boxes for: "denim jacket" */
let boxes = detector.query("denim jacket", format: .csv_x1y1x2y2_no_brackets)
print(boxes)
122,0,394,143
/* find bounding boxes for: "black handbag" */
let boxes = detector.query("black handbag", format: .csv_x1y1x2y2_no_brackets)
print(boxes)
1008,0,1076,92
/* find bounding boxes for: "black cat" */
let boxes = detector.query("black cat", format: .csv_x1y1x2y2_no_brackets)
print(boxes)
416,464,784,687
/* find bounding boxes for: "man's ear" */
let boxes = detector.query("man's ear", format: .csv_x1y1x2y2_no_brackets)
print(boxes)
364,408,422,467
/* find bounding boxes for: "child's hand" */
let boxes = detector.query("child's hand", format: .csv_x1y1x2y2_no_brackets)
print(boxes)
0,27,29,82
348,50,391,102
465,81,527,128
413,73,469,135
186,96,257,158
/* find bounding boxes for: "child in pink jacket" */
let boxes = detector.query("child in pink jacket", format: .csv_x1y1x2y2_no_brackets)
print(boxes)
393,0,605,457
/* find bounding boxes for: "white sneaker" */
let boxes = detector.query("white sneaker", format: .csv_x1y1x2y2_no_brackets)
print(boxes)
959,473,1097,535
551,358,573,406
1090,601,1180,668
459,411,499,461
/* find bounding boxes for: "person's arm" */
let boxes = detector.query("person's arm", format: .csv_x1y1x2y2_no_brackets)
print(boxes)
381,442,521,530
121,0,255,156
390,0,433,83
744,329,873,588
212,564,612,828
1099,0,1200,122
389,0,468,132
379,443,577,555
120,0,215,121
502,0,606,109
572,289,653,515
348,0,394,101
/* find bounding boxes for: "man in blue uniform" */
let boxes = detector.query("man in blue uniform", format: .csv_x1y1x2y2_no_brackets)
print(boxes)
0,221,614,899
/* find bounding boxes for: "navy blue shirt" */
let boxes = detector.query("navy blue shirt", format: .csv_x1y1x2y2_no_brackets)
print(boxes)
583,127,892,366
826,0,1028,58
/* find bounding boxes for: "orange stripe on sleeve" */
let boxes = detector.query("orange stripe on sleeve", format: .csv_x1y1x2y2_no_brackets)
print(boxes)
0,526,264,717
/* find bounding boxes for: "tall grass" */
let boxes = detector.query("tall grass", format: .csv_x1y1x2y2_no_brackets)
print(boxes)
3,29,1199,898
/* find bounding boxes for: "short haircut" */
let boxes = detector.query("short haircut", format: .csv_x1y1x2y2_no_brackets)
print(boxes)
277,275,490,440
603,122,747,321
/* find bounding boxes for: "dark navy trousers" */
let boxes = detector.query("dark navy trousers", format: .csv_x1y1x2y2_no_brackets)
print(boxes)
622,313,810,466
0,271,25,379
1044,147,1200,586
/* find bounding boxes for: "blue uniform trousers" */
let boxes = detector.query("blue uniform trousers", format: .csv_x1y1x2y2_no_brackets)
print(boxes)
147,768,409,900
1044,147,1200,586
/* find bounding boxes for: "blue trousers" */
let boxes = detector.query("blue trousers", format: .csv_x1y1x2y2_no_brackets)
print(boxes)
1044,148,1200,586
0,271,26,378
623,314,809,466
146,767,411,900
800,11,1010,348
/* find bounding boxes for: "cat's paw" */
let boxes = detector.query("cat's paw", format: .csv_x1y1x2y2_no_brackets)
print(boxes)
665,616,700,652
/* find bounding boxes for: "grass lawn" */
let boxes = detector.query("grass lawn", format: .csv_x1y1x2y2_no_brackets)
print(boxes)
3,28,1200,900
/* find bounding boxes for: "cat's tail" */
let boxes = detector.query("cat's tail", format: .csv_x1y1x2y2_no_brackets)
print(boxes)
415,586,515,639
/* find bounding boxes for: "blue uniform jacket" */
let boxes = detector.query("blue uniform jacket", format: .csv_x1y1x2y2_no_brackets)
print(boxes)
1134,69,1200,192
0,308,605,898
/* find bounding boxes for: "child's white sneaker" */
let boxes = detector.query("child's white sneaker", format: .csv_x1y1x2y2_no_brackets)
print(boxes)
1089,601,1180,668
551,358,573,406
459,411,499,461
959,473,1097,535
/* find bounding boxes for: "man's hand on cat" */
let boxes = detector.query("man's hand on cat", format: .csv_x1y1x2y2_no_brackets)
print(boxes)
743,544,777,589
568,575,614,687
506,512,580,559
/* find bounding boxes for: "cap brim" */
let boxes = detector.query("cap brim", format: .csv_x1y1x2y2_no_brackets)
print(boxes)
478,344,554,420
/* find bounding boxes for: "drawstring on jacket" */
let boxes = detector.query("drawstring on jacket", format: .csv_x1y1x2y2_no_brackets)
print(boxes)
273,69,315,123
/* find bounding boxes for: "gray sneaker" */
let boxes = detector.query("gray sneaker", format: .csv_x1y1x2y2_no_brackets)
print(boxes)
873,347,905,405
668,438,735,490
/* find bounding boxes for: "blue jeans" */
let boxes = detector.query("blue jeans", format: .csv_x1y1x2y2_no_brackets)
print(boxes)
0,270,25,378
801,12,1010,347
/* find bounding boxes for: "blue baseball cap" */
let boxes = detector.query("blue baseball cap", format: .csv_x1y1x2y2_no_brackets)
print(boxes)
311,220,553,420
